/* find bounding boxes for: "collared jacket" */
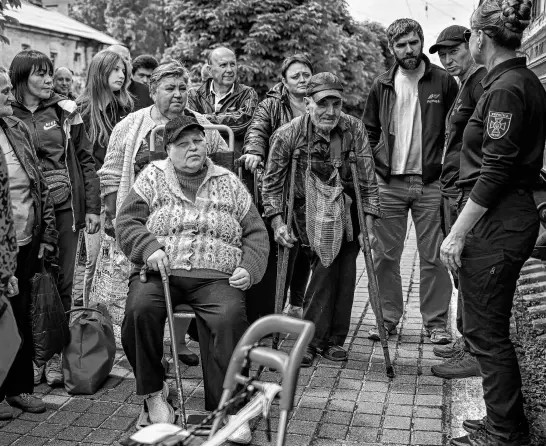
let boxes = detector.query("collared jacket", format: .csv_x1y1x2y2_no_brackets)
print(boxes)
262,113,382,241
12,94,100,231
441,65,486,198
243,82,295,160
362,55,459,184
187,79,258,155
0,116,58,247
458,57,546,209
0,149,17,291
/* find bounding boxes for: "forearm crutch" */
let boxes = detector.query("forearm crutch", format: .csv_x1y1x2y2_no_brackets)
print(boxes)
273,149,301,350
161,273,188,428
348,151,394,378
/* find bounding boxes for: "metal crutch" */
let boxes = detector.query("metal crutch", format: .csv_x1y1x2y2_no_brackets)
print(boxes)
348,151,395,378
273,149,301,350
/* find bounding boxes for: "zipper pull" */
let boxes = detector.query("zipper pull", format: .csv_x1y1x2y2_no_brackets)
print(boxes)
490,267,496,275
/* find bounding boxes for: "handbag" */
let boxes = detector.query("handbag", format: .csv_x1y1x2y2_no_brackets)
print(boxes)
42,169,71,206
30,260,70,367
0,294,21,387
63,302,116,395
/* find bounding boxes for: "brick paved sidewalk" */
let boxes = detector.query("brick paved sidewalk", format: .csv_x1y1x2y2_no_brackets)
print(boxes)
0,226,479,446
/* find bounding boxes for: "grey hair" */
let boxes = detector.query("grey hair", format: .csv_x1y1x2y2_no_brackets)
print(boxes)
471,0,532,50
386,18,424,47
149,61,190,95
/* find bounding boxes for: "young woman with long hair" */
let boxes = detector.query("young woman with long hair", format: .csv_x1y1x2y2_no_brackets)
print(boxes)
77,50,133,306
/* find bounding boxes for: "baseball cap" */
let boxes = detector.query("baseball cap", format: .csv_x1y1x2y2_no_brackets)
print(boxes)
306,72,344,102
164,115,204,145
429,25,469,54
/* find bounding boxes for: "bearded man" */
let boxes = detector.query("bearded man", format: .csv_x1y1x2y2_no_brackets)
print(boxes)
262,72,382,366
362,18,458,345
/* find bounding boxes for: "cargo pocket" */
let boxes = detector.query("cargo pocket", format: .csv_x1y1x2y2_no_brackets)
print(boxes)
459,251,504,305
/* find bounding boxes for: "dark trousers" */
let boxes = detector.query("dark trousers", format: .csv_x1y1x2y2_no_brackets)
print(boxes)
245,223,310,324
55,209,79,312
0,242,39,401
121,272,248,411
303,239,360,350
459,190,538,439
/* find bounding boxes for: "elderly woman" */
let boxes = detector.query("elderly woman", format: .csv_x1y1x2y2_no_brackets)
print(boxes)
116,115,268,440
94,61,229,364
241,54,314,322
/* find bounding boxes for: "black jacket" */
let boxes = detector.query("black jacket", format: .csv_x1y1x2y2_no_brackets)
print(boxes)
243,82,294,161
0,116,58,247
129,81,153,112
441,65,487,198
12,94,100,231
458,57,546,208
362,55,459,184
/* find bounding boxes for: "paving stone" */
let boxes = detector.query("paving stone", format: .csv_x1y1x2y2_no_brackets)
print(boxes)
44,440,73,446
17,409,55,422
347,426,379,443
56,426,93,442
331,389,359,401
386,404,413,417
414,406,442,419
46,410,82,426
60,398,93,412
88,401,120,415
413,430,444,445
73,412,110,428
390,393,415,405
304,388,330,399
0,432,20,445
84,428,124,445
336,378,363,390
328,399,356,412
419,376,444,385
415,394,443,407
101,388,133,403
2,418,40,434
317,423,349,439
115,404,141,417
383,415,412,430
413,417,442,431
359,391,386,403
381,428,411,444
299,396,328,409
352,413,382,427
323,411,353,425
9,434,47,446
292,408,323,422
354,402,384,415
284,434,312,446
287,420,318,436
308,377,337,388
29,423,64,437
101,415,137,430
311,438,348,446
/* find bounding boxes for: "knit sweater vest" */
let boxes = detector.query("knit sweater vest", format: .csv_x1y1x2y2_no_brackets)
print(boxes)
132,158,252,275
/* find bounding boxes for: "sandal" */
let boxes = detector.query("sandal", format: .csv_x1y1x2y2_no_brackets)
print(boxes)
301,346,316,368
322,345,348,362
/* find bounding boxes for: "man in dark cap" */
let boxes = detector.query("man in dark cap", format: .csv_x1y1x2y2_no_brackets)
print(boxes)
362,18,458,346
429,25,487,380
262,72,382,366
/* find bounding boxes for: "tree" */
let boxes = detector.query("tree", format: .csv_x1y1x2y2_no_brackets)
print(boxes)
0,0,21,45
68,0,108,33
165,0,388,117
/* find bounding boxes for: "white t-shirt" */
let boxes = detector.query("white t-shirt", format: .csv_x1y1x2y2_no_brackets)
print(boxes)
390,61,426,175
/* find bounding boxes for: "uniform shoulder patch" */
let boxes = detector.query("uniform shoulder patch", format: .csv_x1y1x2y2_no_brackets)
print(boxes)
487,111,512,139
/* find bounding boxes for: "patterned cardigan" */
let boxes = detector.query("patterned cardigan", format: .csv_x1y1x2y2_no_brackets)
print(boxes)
98,105,229,215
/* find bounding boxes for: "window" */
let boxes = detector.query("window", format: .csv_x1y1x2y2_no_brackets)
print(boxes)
74,52,81,63
50,52,57,68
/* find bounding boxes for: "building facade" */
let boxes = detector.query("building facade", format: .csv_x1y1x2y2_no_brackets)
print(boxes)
521,0,546,89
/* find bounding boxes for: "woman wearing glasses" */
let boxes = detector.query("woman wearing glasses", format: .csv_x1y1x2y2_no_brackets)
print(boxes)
441,1,544,445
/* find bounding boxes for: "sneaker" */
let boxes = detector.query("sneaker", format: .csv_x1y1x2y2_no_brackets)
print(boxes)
284,304,303,319
463,417,486,433
145,382,174,424
6,394,46,413
433,337,465,358
431,350,480,379
451,426,530,446
0,401,13,420
33,362,45,386
45,354,63,386
428,328,452,345
226,415,252,445
368,325,397,341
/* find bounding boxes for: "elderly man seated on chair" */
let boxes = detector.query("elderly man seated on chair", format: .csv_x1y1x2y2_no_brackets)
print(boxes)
115,115,269,435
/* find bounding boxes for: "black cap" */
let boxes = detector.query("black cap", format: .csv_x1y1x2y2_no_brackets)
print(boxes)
164,115,204,145
429,25,469,54
306,72,344,102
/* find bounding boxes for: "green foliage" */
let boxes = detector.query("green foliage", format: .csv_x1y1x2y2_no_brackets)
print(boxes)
0,0,21,45
165,0,389,117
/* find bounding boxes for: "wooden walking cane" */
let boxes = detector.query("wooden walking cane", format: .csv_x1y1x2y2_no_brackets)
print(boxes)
348,151,395,378
273,149,301,350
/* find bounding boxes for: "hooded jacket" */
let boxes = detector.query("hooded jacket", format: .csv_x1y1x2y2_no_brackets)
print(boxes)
12,94,100,231
362,55,459,184
0,116,58,247
243,82,294,161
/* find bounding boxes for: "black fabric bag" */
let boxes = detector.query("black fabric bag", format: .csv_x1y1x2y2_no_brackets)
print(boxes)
30,260,70,367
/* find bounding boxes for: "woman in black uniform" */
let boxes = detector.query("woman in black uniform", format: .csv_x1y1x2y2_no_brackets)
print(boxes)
441,1,545,445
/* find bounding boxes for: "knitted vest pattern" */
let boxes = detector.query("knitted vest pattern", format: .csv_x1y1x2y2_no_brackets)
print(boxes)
132,159,252,275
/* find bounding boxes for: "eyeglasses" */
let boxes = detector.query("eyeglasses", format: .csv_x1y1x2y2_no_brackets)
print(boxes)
464,30,471,42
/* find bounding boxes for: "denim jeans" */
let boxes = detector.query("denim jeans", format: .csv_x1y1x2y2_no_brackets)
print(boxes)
82,231,101,305
371,175,452,330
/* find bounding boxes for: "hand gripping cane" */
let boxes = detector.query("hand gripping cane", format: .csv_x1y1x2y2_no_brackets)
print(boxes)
348,151,394,378
273,149,301,350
